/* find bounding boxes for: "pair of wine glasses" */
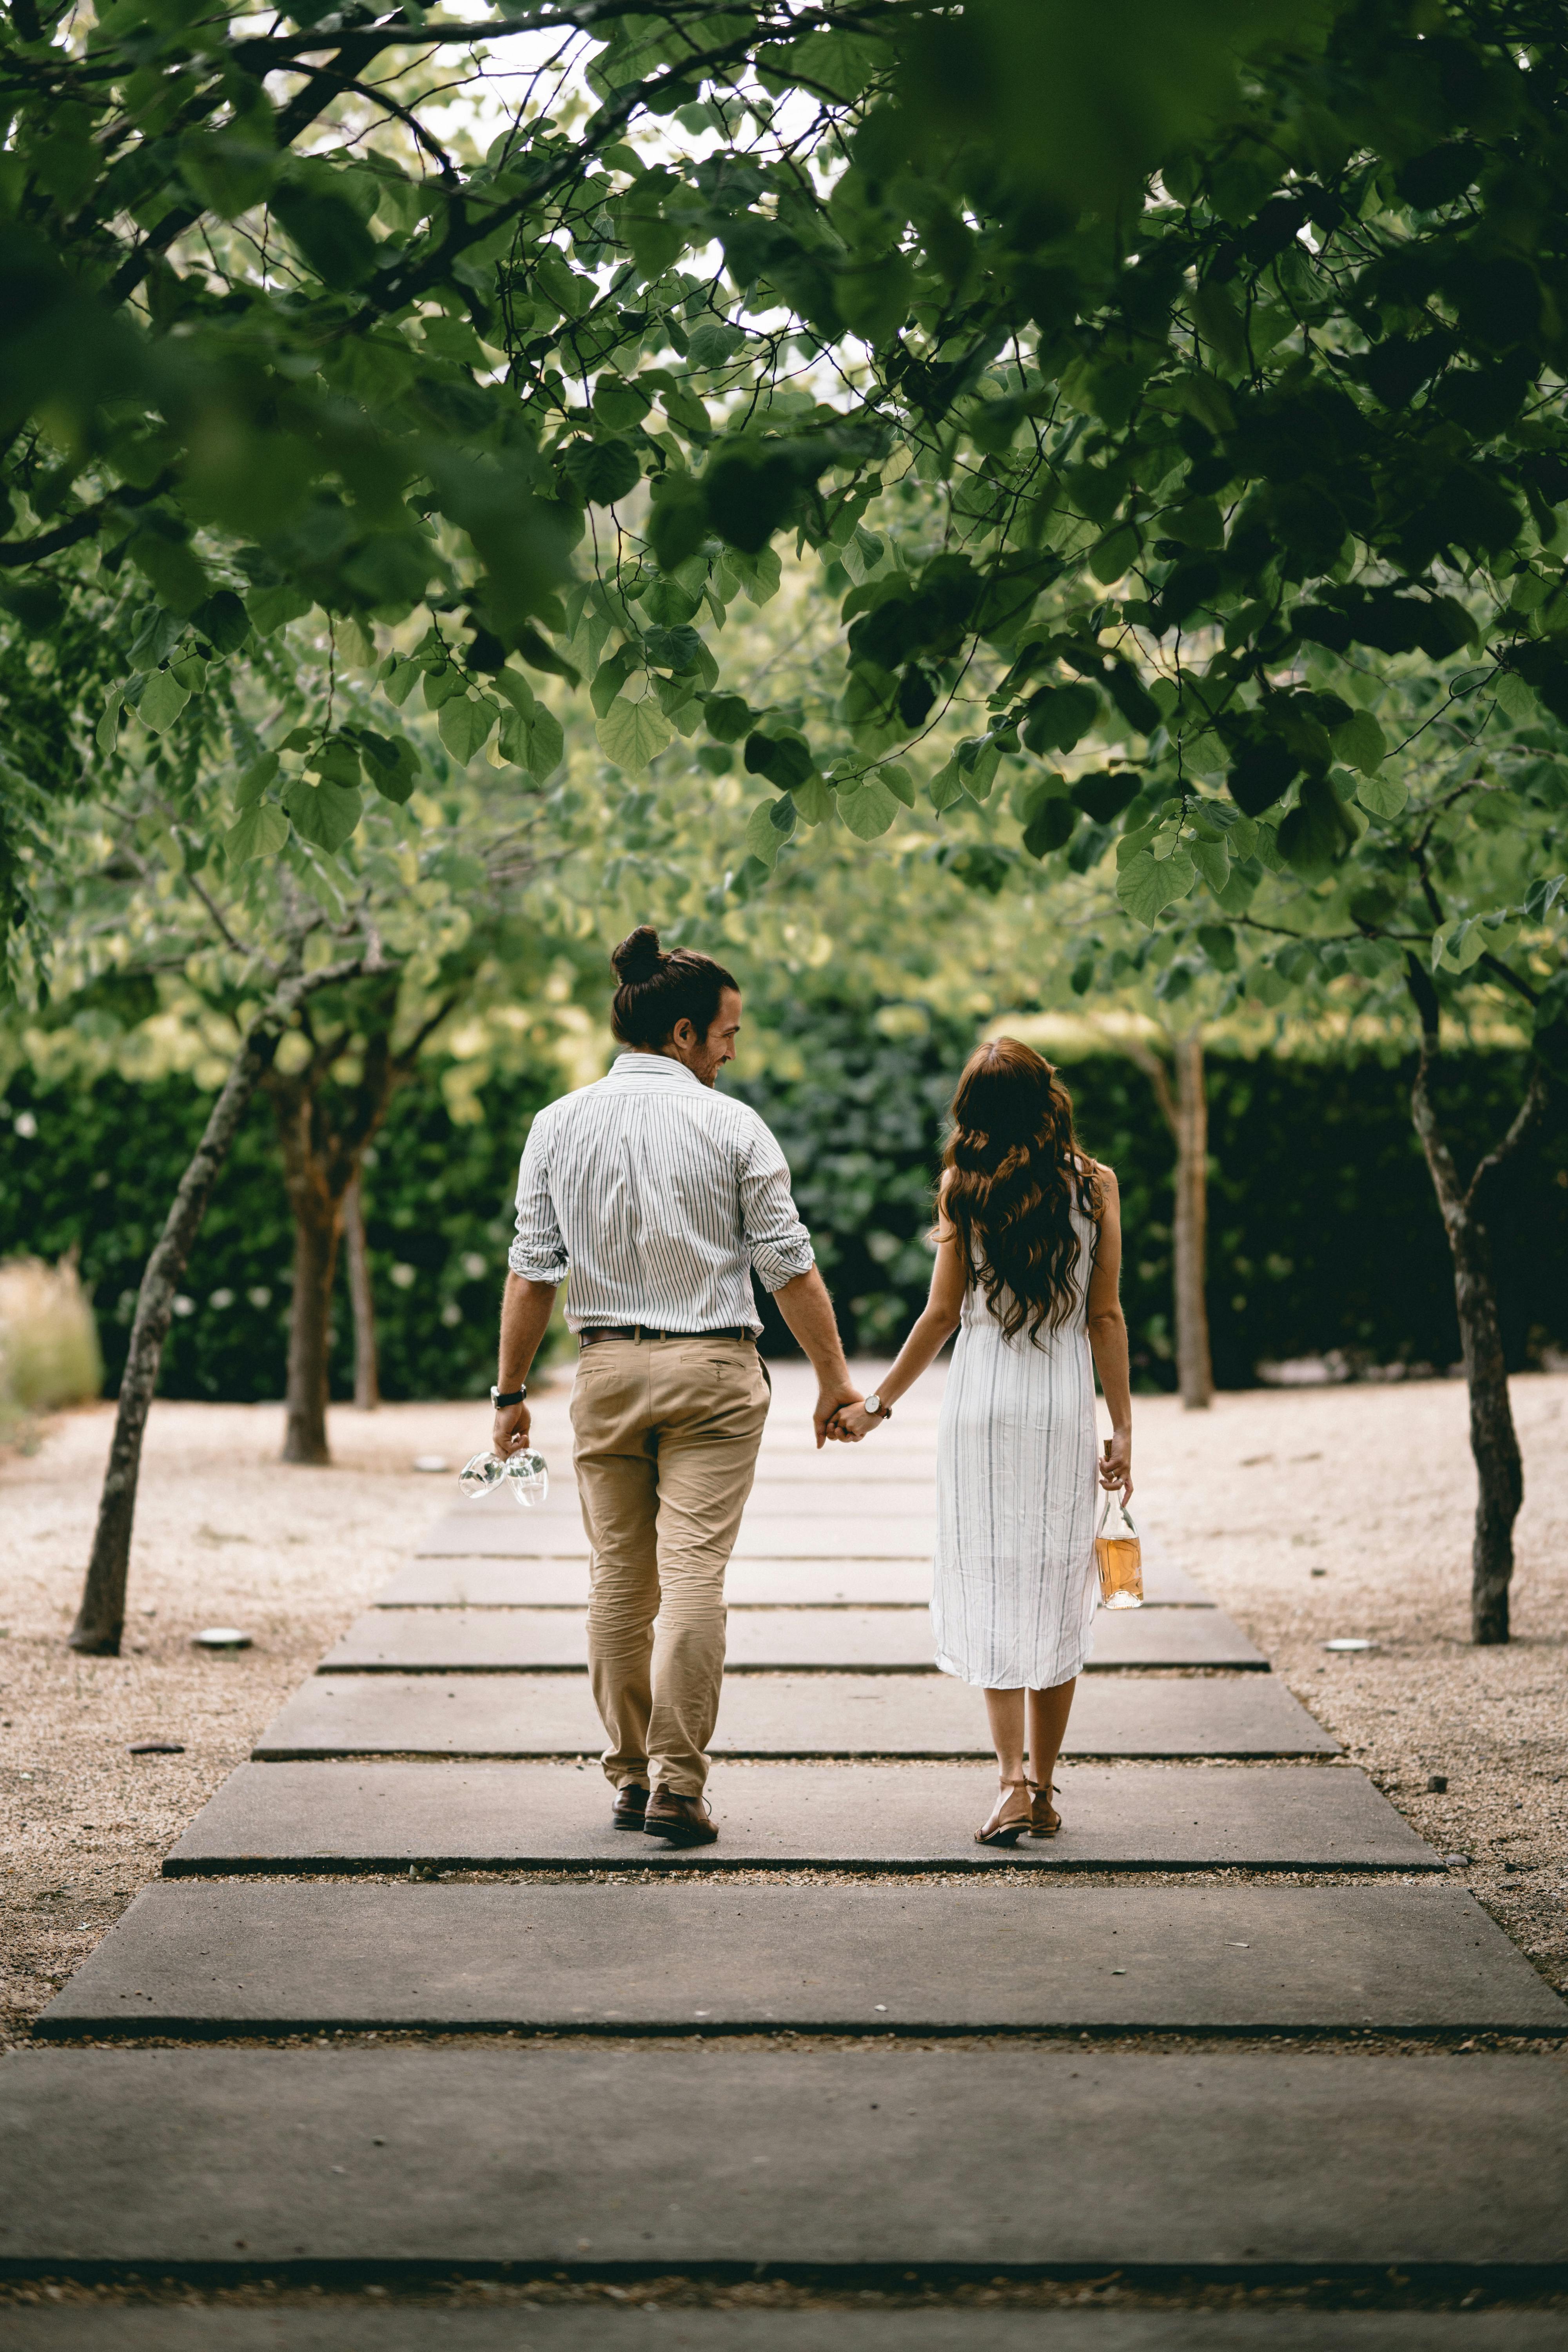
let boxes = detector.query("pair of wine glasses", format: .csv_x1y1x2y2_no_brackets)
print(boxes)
459,1444,550,1509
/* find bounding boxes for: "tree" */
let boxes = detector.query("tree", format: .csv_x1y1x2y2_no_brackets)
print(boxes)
69,946,372,1652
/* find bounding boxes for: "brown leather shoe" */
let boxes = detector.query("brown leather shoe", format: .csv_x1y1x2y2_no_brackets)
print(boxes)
643,1786,718,1847
612,1782,648,1831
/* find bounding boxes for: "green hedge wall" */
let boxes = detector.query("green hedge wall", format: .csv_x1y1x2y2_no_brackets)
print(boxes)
728,1027,1567,1385
0,1065,554,1404
0,1025,1562,1399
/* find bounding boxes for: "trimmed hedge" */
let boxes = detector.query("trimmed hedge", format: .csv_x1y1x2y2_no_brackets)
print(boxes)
0,1027,1562,1400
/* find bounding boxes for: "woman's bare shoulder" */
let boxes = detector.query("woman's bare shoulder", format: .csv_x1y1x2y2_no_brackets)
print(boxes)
1072,1151,1118,1186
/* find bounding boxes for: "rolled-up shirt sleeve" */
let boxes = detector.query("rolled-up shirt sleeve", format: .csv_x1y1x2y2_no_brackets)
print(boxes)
738,1112,815,1294
508,1113,569,1285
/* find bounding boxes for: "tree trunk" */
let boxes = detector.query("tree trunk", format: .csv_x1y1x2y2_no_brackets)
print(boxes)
70,956,364,1654
1406,958,1546,1645
1125,1026,1214,1410
344,1171,379,1410
1171,1032,1214,1411
276,1103,344,1466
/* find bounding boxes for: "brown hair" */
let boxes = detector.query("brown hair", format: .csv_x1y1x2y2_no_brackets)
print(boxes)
940,1037,1104,1343
610,924,739,1049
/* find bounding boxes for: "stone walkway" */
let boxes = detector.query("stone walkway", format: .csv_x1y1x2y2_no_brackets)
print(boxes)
4,1362,1567,2332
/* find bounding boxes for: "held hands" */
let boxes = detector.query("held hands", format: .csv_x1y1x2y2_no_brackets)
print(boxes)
831,1400,884,1442
492,1400,532,1457
813,1384,862,1449
1099,1429,1132,1503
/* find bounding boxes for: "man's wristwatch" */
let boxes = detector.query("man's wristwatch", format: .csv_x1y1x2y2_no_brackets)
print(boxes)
490,1383,527,1408
862,1392,891,1420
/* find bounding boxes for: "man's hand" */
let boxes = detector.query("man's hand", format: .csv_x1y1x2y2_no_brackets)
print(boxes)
492,1399,532,1457
813,1382,861,1449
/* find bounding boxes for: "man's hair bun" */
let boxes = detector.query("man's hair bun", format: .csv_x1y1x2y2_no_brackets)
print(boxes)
611,924,664,985
608,924,740,1050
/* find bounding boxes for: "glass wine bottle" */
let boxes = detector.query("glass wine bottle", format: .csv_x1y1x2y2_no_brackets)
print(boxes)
1094,1441,1143,1610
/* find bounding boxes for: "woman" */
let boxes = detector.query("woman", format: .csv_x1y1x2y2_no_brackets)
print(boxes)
835,1038,1132,1846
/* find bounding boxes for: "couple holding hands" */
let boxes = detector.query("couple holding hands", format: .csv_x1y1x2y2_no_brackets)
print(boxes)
490,928,1134,1850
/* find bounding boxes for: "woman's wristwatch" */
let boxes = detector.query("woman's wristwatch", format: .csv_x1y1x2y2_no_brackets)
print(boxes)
862,1392,891,1420
490,1383,527,1408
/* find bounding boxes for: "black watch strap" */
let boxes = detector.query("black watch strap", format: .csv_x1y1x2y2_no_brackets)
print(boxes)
491,1383,527,1408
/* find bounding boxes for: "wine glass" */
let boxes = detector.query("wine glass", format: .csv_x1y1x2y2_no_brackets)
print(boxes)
459,1446,550,1509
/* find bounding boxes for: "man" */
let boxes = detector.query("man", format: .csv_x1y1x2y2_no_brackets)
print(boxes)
490,924,861,1847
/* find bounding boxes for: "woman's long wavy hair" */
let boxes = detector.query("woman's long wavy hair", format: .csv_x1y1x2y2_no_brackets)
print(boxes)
941,1038,1103,1344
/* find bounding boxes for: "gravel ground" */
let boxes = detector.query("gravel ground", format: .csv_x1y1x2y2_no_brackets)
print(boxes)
3,1369,1566,2044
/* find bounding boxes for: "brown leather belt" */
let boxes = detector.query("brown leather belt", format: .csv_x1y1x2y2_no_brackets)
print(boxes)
578,1324,755,1346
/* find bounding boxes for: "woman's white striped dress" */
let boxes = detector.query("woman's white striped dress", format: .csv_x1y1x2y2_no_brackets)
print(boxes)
931,1203,1100,1690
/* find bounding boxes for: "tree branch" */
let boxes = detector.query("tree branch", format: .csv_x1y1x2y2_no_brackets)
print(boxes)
1464,1062,1551,1213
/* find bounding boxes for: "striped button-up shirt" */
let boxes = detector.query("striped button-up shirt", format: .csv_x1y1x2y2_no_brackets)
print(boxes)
508,1051,815,1333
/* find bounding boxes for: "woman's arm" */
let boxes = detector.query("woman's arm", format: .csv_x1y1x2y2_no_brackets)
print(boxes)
834,1227,966,1439
1085,1165,1133,1500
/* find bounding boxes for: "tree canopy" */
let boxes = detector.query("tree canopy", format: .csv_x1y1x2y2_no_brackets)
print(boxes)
0,0,1563,1080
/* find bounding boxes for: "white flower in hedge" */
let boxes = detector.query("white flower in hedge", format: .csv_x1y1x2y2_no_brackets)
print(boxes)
209,1290,235,1310
172,1296,195,1317
390,1263,416,1290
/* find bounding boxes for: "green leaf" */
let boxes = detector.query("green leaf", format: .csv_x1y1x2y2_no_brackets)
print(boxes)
836,775,901,838
1024,797,1079,857
592,648,637,718
438,694,497,764
137,669,190,733
1329,709,1387,775
1278,775,1356,880
96,689,123,756
191,590,252,655
881,762,916,808
1355,771,1406,819
271,183,379,288
744,732,814,791
1494,669,1535,723
1524,874,1565,922
492,669,538,720
703,693,754,743
248,584,312,637
929,756,965,813
282,776,363,853
1190,837,1231,895
225,804,290,865
1116,848,1197,927
1088,524,1140,584
793,772,834,825
235,753,279,810
1433,918,1489,974
744,800,784,868
382,657,422,707
525,706,564,781
561,439,642,506
596,696,673,772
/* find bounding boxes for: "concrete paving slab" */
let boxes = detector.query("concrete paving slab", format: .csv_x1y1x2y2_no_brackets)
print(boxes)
376,1555,1214,1608
2,2318,1561,2352
416,1514,944,1559
38,1882,1563,2039
163,1761,1431,1875
2,2044,1565,2274
1,2316,1561,2352
252,1672,1334,1761
323,1607,1265,1675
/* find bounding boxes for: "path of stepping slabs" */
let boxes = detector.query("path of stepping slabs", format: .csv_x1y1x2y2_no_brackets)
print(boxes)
8,1359,1568,2305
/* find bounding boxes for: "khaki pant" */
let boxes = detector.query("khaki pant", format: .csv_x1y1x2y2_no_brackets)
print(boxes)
570,1334,770,1797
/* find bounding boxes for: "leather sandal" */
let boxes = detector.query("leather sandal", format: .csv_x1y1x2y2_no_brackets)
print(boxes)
975,1777,1034,1848
1028,1779,1062,1838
